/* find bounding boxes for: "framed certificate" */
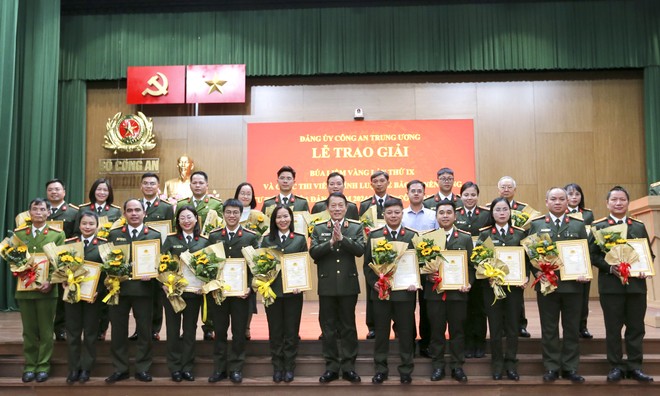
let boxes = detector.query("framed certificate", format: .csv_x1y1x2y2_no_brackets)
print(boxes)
17,254,49,291
627,238,655,276
47,220,64,232
495,246,526,286
146,221,172,244
292,212,308,236
79,261,102,302
131,239,160,279
439,250,468,290
221,258,248,296
182,260,205,293
392,250,421,291
281,252,313,293
557,239,593,280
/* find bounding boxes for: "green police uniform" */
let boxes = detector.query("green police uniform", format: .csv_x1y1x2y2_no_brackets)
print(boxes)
262,194,310,216
64,235,106,374
477,225,528,374
567,206,594,332
74,203,122,235
177,195,223,225
424,227,474,371
527,214,588,373
364,226,418,377
207,226,259,373
310,218,365,374
260,231,308,373
312,199,359,221
161,233,208,374
15,224,65,374
422,193,462,212
591,216,653,372
107,224,162,374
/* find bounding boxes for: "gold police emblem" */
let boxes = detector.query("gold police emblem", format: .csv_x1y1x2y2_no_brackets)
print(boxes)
104,111,157,154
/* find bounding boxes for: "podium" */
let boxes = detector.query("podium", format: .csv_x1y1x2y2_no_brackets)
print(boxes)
630,196,660,327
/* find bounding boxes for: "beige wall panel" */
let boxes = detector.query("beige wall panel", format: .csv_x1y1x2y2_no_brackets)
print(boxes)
593,79,646,185
476,82,537,189
414,83,478,120
250,85,304,121
533,81,593,133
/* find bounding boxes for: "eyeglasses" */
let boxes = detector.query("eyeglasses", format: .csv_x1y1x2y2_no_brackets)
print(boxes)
278,176,294,181
438,177,454,182
499,185,514,190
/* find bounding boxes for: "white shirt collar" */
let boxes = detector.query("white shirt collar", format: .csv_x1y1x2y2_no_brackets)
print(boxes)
128,225,143,235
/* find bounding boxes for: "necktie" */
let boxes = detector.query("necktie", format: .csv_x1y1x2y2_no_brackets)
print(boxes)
146,201,151,210
281,234,287,244
467,211,472,219
571,209,578,214
228,231,235,240
617,220,623,224
378,198,384,208
131,229,138,239
51,208,57,215
283,197,289,205
391,230,397,240
194,200,199,208
186,235,192,244
500,228,506,238
34,229,41,238
555,219,561,230
97,206,103,214
84,239,89,247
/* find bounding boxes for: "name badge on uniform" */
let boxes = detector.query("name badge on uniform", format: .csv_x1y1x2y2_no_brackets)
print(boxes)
173,244,184,249
321,233,332,237
540,229,551,233
116,237,127,242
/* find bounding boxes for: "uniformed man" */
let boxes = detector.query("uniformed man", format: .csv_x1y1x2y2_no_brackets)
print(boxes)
45,178,79,341
311,172,359,220
15,198,66,383
365,199,418,384
105,199,161,383
310,192,365,384
262,165,310,216
422,168,462,211
207,199,259,383
140,172,174,342
426,200,473,383
359,170,400,339
590,186,654,383
528,187,588,384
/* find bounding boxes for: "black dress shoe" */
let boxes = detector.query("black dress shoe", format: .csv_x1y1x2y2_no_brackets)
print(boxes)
181,371,195,381
451,368,468,383
284,371,294,382
492,373,502,380
171,371,182,382
105,371,129,383
152,332,160,341
342,370,361,383
519,328,531,338
626,369,654,382
366,330,375,339
543,370,559,382
372,372,388,384
607,367,623,382
208,371,227,382
229,371,242,383
464,349,474,358
474,348,485,358
419,347,431,358
561,370,584,383
430,368,445,381
400,374,412,384
55,331,66,341
66,371,80,384
319,371,339,383
79,370,90,383
273,370,283,383
128,332,138,341
579,328,593,339
204,331,214,341
506,369,520,381
135,371,153,382
22,371,35,383
35,372,49,382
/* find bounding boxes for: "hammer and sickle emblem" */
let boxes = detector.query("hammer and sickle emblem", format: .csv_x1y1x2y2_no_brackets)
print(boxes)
141,72,169,97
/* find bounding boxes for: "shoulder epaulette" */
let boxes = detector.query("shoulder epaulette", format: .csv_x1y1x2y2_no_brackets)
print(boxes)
209,196,223,203
368,225,386,234
346,218,363,224
478,205,490,212
593,217,609,224
14,225,28,232
293,231,307,238
68,203,79,210
582,207,593,212
78,202,92,208
47,225,64,232
457,228,471,236
65,236,79,243
199,235,208,240
423,195,435,201
360,197,372,203
478,225,491,232
167,232,178,236
516,201,528,206
293,195,308,200
631,217,645,224
158,200,173,207
97,236,107,242
512,225,525,232
570,216,585,222
242,228,257,235
530,215,546,221
402,226,417,233
455,206,464,211
177,197,190,203
110,204,121,209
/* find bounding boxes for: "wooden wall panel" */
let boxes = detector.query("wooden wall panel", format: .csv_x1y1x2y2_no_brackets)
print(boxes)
534,81,593,134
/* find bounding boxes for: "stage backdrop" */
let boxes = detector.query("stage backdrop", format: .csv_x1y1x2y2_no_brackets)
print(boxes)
247,120,475,205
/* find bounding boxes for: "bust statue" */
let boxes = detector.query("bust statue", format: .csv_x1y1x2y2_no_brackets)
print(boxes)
164,155,194,199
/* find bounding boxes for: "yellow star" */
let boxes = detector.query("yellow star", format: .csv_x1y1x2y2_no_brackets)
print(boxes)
205,76,227,95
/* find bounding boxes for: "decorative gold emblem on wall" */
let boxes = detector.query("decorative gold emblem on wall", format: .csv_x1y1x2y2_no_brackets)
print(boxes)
104,111,157,154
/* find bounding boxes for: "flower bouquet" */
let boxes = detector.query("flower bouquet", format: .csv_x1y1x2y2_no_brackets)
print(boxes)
306,211,330,236
521,233,563,295
471,237,509,304
367,238,409,300
98,243,131,304
157,253,188,313
591,223,637,285
360,206,377,238
412,229,448,294
201,210,224,237
14,211,31,228
96,216,112,238
511,206,540,230
0,235,42,290
243,210,270,237
180,243,227,318
242,246,282,307
44,242,91,303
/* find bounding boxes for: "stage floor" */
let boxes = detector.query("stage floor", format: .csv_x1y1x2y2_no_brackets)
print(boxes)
1,299,660,342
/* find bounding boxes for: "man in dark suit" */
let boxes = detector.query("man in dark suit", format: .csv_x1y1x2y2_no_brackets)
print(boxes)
426,200,473,383
528,187,589,384
311,172,359,220
423,168,462,211
45,178,79,341
105,199,161,383
590,186,654,382
262,165,310,216
364,199,418,384
207,199,259,384
310,193,365,384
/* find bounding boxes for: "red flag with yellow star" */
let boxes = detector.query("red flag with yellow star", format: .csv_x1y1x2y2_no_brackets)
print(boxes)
186,64,246,103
